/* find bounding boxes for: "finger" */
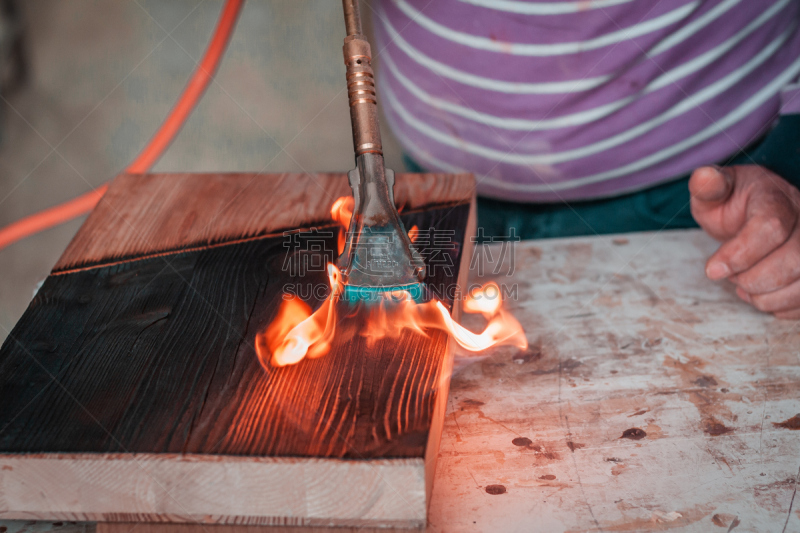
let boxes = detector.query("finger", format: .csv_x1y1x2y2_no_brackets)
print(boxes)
690,166,733,205
704,214,794,280
732,227,800,294
747,278,800,313
774,308,800,320
689,166,737,240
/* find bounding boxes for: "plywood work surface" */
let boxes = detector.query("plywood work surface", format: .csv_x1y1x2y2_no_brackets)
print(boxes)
2,229,799,532
429,229,800,532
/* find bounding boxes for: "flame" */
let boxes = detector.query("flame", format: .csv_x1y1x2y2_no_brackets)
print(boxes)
408,225,419,243
256,265,344,367
463,283,502,315
354,284,527,354
256,197,528,368
331,196,354,255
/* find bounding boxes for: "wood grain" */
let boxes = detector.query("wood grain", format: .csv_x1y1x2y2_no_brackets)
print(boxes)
0,454,425,527
0,172,476,528
0,206,468,458
53,172,474,273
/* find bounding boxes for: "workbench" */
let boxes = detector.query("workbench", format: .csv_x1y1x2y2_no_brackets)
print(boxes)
2,228,798,532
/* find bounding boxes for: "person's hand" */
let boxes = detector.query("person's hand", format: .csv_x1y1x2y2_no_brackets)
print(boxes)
689,165,800,319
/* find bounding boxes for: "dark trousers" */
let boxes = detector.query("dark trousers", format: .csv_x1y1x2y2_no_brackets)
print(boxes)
404,114,800,241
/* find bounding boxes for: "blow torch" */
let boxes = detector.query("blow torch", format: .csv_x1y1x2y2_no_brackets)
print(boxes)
337,0,427,303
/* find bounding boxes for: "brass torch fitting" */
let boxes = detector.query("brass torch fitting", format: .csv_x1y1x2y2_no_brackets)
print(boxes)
343,35,382,157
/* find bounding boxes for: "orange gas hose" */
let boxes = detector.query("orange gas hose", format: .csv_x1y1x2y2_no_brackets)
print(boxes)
0,0,244,251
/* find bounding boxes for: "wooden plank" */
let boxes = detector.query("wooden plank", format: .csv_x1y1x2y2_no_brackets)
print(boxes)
0,172,476,528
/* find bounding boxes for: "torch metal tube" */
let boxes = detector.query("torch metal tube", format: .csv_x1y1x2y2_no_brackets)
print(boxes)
342,0,363,36
342,1,382,158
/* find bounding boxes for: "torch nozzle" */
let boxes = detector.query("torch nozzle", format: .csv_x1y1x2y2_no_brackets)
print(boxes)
337,153,426,302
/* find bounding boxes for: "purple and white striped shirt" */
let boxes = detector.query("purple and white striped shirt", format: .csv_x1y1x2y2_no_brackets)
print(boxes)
374,0,800,202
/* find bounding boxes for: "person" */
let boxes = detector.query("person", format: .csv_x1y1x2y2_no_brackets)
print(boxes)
373,0,800,319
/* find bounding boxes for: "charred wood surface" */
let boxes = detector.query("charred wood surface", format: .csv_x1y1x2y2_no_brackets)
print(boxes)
0,204,470,459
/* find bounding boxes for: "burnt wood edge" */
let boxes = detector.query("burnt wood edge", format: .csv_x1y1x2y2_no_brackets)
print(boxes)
423,194,477,510
51,200,471,276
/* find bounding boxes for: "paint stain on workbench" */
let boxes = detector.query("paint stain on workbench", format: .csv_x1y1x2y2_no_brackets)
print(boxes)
694,375,718,387
534,445,561,461
512,346,542,364
621,428,646,440
704,418,734,436
645,422,664,439
753,477,797,511
566,441,586,452
459,399,485,410
530,357,582,376
773,414,800,429
711,513,739,528
526,246,543,261
540,446,562,460
450,378,480,393
667,357,738,437
485,484,506,495
510,438,562,462
569,504,716,532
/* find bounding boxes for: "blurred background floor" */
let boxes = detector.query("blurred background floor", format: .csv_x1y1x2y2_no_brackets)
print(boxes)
0,0,404,343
